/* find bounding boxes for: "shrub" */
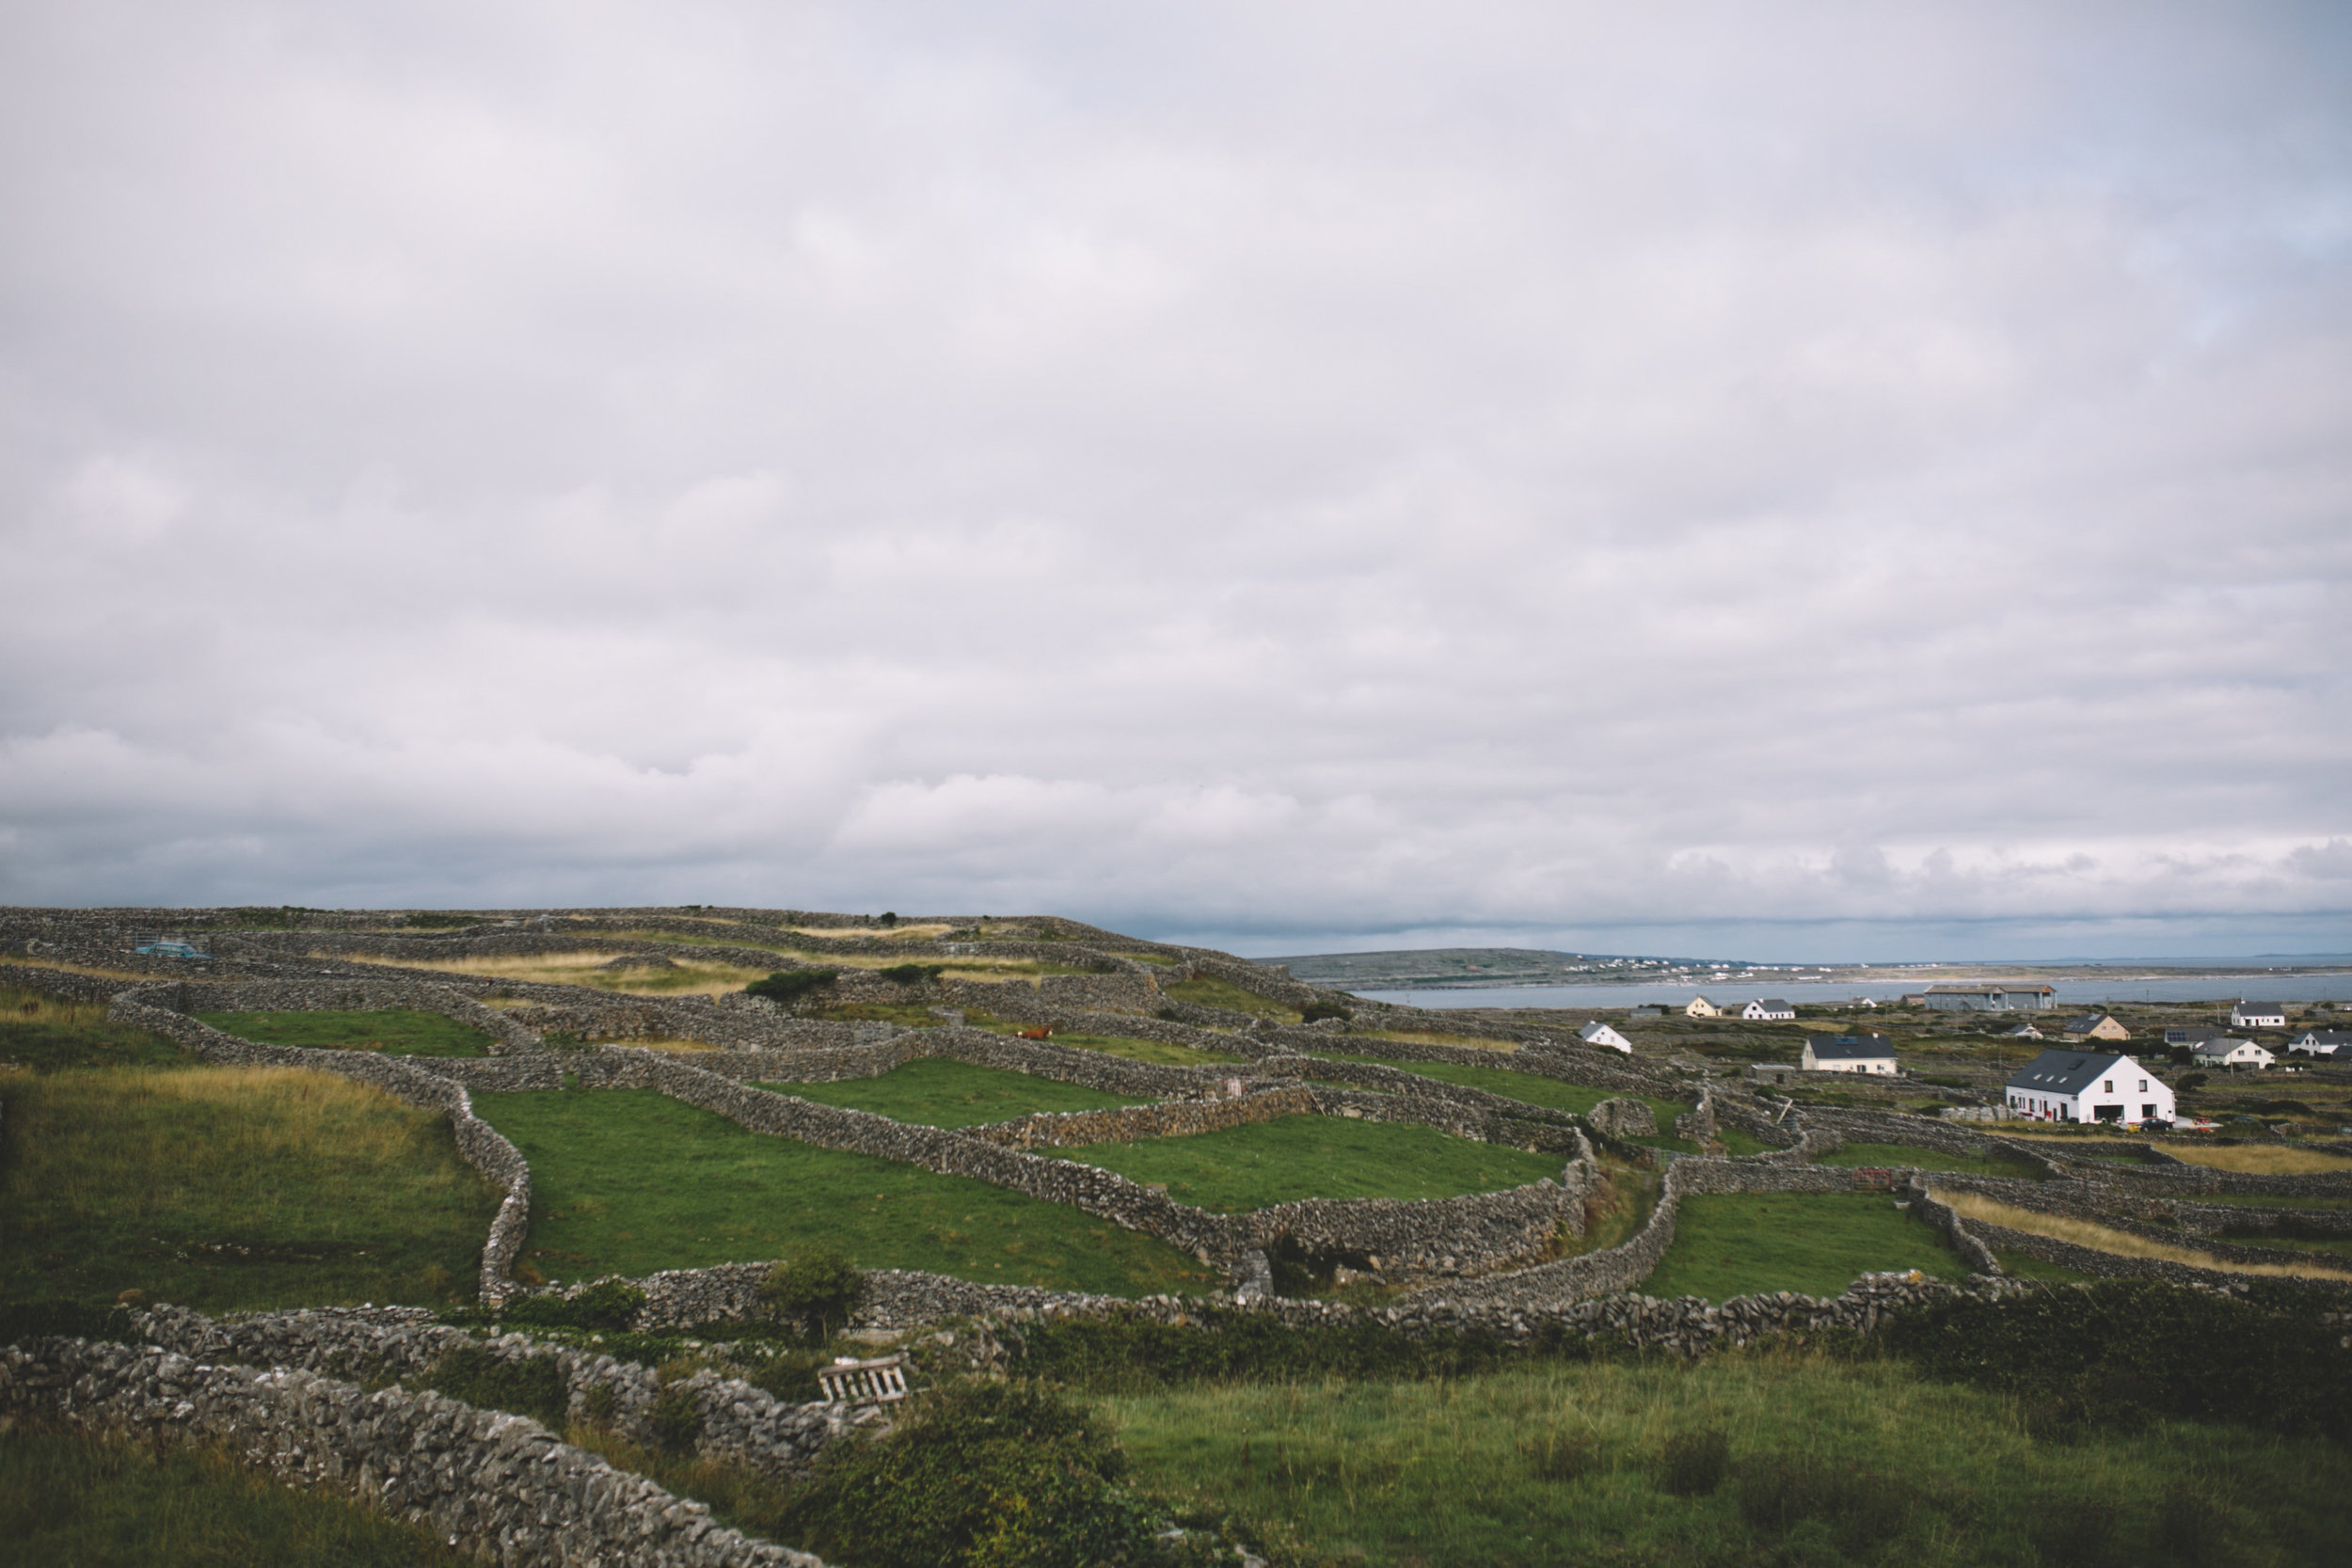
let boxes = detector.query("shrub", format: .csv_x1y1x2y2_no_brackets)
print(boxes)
501,1279,646,1333
1520,1432,1597,1481
877,963,946,986
2175,1072,2209,1093
777,1380,1155,1568
762,1247,862,1338
878,912,898,927
648,1383,705,1451
745,969,839,1005
0,1301,135,1345
1297,1000,1352,1024
1659,1430,1730,1497
1883,1279,2352,1439
423,1345,568,1426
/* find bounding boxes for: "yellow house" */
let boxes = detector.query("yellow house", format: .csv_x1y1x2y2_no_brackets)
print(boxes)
2061,1013,2129,1042
1684,995,1723,1019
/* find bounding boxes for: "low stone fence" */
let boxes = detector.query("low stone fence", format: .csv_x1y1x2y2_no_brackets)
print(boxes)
1921,1174,2352,1275
0,1338,827,1568
1797,1106,2002,1159
0,961,133,1004
134,1305,864,1480
107,990,532,1302
967,1085,1318,1149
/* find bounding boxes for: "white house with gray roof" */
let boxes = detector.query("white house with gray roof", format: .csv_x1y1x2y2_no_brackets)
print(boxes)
2231,1001,2287,1029
2287,1029,2352,1059
2005,1051,2173,1126
1578,1020,1633,1053
1740,998,1796,1021
2192,1037,2274,1070
1802,1034,1898,1074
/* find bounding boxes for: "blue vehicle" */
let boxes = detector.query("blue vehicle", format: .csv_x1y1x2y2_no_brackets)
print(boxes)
135,939,211,959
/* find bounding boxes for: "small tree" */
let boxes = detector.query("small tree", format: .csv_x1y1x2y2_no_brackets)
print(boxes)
1299,999,1353,1024
746,969,840,1005
764,1246,863,1338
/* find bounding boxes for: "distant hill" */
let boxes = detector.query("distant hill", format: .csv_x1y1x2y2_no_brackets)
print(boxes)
1263,947,1722,990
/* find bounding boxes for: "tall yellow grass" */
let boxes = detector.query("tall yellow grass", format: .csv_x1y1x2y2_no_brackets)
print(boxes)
1359,1030,1521,1054
0,983,117,1028
13,1066,474,1222
320,951,771,998
0,956,151,982
1936,1190,2352,1280
2162,1144,2352,1175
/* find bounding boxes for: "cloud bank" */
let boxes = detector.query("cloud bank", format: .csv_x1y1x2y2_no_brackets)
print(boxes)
3,1,2348,958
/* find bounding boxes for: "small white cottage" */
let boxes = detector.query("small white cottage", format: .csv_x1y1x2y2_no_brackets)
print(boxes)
1801,1035,1898,1075
2231,1001,2287,1029
1578,1020,1633,1053
2004,1052,2174,1126
1740,998,1797,1022
2287,1029,2352,1059
2191,1037,2275,1070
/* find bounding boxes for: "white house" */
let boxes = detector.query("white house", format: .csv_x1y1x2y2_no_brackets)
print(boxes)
2004,1052,2174,1126
1684,995,1724,1019
2192,1037,2275,1070
2005,1022,2044,1039
2231,1001,2287,1029
1802,1034,1898,1075
2287,1029,2352,1059
1740,998,1796,1022
1578,1020,1633,1053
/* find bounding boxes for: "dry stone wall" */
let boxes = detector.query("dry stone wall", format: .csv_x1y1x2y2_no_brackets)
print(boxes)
0,1338,828,1568
135,1306,863,1479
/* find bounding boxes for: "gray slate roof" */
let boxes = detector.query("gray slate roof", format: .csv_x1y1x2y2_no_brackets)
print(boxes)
2006,1050,2137,1097
1806,1034,1895,1061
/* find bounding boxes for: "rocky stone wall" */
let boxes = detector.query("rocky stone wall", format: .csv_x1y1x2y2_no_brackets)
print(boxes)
0,1337,828,1568
134,1306,864,1480
154,977,542,1053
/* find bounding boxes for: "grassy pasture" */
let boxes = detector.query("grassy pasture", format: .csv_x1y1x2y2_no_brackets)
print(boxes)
1935,1191,2352,1280
192,1007,493,1058
1353,1027,1522,1053
2163,1142,2352,1175
1058,1116,1565,1212
0,1066,498,1311
0,1425,469,1567
1101,1353,2352,1568
1041,1031,1250,1068
1307,1053,1692,1138
1162,975,1298,1020
326,950,772,997
1641,1193,1967,1302
469,1089,1220,1296
1814,1140,2042,1179
763,1058,1153,1129
0,985,188,1071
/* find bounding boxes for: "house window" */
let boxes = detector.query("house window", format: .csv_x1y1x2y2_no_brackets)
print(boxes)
2138,1080,2148,1092
2103,1080,2114,1092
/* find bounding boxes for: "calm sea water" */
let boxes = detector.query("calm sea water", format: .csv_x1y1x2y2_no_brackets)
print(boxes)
1352,972,2352,1010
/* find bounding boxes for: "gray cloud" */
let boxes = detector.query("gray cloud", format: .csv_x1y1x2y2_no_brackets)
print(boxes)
3,1,2348,958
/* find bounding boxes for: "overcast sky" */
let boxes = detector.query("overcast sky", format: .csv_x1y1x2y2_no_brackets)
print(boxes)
3,1,2348,961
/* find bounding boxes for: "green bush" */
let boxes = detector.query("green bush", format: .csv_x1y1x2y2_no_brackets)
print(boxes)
501,1280,646,1333
2175,1071,2209,1093
422,1346,568,1427
1297,1000,1352,1024
745,970,839,1005
876,963,946,986
648,1383,705,1451
777,1380,1157,1568
761,1247,862,1338
1883,1279,2352,1438
1734,1456,1908,1550
0,1301,135,1345
1658,1430,1730,1497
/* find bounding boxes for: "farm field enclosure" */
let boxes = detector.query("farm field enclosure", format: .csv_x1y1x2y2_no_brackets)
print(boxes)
192,1007,494,1057
1641,1193,1969,1302
763,1057,1155,1127
469,1087,1223,1294
1057,1114,1566,1212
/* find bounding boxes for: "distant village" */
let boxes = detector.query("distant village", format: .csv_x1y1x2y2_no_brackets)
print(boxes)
1581,984,2348,1134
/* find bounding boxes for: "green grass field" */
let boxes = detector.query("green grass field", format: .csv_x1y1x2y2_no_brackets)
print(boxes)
0,1426,470,1567
762,1057,1152,1128
1101,1352,2352,1568
1306,1053,1701,1150
0,985,187,1071
1162,975,1298,1021
1044,1031,1250,1067
1814,1141,2042,1179
1058,1116,1565,1212
0,1066,499,1311
1640,1193,1966,1302
469,1089,1221,1295
192,1008,494,1058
